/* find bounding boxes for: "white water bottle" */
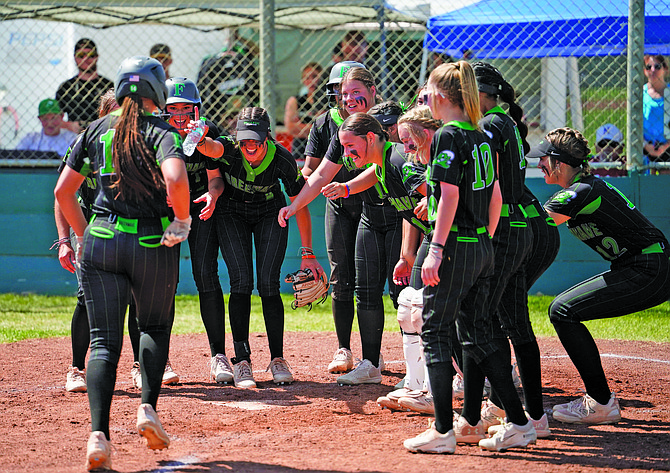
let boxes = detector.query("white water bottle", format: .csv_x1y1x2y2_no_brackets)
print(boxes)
182,118,206,156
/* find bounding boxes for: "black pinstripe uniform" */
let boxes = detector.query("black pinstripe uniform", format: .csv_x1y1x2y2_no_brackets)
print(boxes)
306,109,362,302
207,136,305,362
325,136,404,366
468,107,543,422
60,137,144,373
183,120,228,357
544,174,670,403
521,185,560,289
422,121,531,434
65,109,184,433
305,109,362,352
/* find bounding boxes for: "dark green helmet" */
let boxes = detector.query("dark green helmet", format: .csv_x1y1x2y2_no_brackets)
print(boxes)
114,56,168,109
166,77,201,108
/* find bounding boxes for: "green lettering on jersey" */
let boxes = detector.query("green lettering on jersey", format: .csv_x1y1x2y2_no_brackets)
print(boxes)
99,129,115,175
472,142,495,190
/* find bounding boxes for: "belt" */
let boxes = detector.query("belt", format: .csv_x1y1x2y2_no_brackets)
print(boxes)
500,203,528,227
641,242,664,254
450,224,489,242
89,214,170,248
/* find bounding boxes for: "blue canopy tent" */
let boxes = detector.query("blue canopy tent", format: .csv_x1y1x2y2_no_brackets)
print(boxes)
421,0,670,140
424,0,670,59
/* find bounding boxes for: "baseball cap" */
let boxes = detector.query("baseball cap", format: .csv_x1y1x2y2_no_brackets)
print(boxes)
74,38,97,54
38,98,61,116
236,118,270,141
526,139,585,167
150,43,172,61
596,124,623,144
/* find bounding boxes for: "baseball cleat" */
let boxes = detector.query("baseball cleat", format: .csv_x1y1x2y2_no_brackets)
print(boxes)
162,359,180,385
130,361,142,389
210,353,234,384
86,431,111,471
488,413,551,439
404,422,456,454
398,391,434,414
233,360,257,388
552,392,621,424
453,414,486,444
328,347,354,373
336,359,382,385
376,387,422,411
479,420,536,451
137,403,170,450
66,366,87,393
267,357,294,385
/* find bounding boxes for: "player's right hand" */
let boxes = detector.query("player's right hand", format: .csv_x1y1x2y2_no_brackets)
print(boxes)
58,242,76,274
277,206,295,227
161,216,192,247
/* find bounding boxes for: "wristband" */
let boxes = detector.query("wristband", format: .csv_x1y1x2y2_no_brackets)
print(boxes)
427,245,443,260
343,183,350,198
50,237,71,250
300,247,314,259
429,242,445,250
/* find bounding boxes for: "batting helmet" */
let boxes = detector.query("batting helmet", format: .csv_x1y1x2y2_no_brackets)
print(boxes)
115,56,168,110
326,61,366,97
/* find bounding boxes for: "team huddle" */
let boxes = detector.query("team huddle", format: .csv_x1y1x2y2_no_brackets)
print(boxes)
53,52,670,470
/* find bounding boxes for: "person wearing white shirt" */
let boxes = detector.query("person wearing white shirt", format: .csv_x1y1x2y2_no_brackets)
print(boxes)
16,98,77,156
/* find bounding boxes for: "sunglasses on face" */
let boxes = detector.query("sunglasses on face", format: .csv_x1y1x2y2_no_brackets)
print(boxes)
75,51,98,59
646,63,664,71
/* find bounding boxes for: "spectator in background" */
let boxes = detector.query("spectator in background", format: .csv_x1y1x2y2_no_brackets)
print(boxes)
340,31,368,65
150,44,173,79
284,62,328,160
56,38,113,134
590,124,627,177
642,54,670,165
16,98,77,156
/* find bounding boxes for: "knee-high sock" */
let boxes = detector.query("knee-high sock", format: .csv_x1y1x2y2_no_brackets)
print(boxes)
139,327,171,408
332,299,355,349
357,307,384,367
478,348,527,426
71,299,89,369
514,340,544,420
199,288,226,356
427,361,453,434
127,302,141,363
461,352,487,425
261,294,285,360
487,341,512,411
402,333,425,390
229,293,251,363
87,359,117,438
552,320,611,405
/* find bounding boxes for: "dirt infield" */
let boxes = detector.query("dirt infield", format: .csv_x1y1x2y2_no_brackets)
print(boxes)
1,332,669,472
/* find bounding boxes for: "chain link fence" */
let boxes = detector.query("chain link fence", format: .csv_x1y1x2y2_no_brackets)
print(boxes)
0,0,667,171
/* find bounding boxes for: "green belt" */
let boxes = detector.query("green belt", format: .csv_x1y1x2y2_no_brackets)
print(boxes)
641,242,664,254
450,224,488,242
88,214,170,248
500,203,528,227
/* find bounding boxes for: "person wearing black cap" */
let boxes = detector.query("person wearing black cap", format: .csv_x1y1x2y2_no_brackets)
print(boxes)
56,38,113,134
531,127,670,424
368,101,403,143
193,106,323,388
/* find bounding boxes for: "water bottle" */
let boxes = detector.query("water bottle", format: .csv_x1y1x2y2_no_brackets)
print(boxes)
182,118,206,156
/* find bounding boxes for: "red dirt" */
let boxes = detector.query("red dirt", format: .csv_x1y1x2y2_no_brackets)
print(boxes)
1,332,669,472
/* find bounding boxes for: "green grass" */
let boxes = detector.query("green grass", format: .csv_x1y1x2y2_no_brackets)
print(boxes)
1,293,669,344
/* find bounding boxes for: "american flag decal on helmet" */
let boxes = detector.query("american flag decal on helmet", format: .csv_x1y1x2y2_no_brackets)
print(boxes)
129,75,140,82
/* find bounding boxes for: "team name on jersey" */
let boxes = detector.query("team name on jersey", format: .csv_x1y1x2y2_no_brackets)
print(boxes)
387,194,418,213
185,162,207,172
569,222,603,241
224,172,275,200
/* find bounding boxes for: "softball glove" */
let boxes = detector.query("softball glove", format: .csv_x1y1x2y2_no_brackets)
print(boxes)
284,268,330,310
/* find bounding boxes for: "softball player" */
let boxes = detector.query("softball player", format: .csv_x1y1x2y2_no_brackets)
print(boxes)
163,77,234,384
55,56,190,471
302,61,366,374
280,67,397,385
322,112,431,402
196,106,323,388
404,61,536,454
454,62,547,440
531,127,670,424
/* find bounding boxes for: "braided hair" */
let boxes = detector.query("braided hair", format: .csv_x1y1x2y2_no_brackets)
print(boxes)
472,61,530,154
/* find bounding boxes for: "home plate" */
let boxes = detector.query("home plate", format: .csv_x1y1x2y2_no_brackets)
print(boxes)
210,400,304,410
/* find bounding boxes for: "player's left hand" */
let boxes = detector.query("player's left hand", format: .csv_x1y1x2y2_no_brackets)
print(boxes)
392,257,412,286
161,216,192,247
194,192,216,220
414,196,428,220
58,241,76,274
